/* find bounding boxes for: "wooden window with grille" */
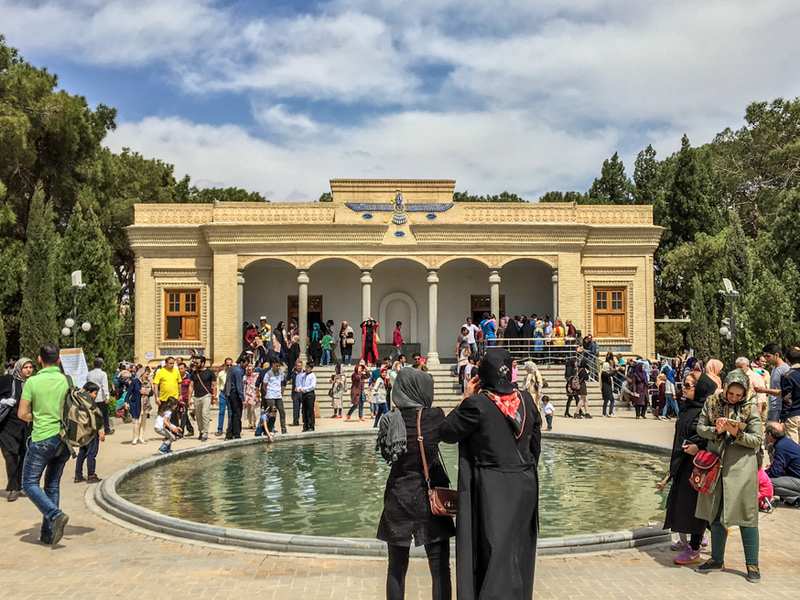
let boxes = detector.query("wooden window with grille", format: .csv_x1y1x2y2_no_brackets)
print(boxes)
593,287,626,338
165,290,200,340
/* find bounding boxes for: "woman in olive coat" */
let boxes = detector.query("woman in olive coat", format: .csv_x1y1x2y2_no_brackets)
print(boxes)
695,368,763,581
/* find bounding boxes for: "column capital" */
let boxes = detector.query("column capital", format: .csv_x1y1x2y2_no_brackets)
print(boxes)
237,268,245,285
427,269,439,284
360,270,373,284
297,269,309,284
489,270,501,284
551,273,558,283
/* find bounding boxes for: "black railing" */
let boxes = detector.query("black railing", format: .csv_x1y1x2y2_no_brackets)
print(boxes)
484,340,599,381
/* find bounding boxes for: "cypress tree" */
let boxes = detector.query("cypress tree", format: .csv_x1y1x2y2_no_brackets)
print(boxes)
688,276,720,362
18,188,59,358
59,203,120,367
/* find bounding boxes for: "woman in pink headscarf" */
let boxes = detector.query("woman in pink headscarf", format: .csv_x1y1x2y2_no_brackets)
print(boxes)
704,359,724,391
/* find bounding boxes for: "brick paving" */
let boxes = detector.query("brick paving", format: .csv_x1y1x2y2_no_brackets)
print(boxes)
2,411,799,598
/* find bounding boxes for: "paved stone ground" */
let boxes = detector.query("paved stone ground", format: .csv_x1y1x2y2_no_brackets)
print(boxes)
2,409,799,599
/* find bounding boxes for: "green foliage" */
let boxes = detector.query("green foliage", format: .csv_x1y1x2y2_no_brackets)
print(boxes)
185,186,268,203
18,187,58,358
59,203,120,366
538,190,585,203
586,152,634,204
724,211,752,294
655,322,688,358
0,307,5,367
318,192,333,202
453,190,526,202
632,145,663,206
687,277,720,362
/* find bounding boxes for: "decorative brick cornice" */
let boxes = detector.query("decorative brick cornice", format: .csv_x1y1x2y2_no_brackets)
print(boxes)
151,268,213,278
581,266,638,276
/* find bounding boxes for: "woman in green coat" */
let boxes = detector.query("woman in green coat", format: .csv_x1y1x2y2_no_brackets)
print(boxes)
696,368,763,582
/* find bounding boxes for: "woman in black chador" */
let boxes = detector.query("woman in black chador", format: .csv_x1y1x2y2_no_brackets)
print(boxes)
376,368,455,600
440,349,541,600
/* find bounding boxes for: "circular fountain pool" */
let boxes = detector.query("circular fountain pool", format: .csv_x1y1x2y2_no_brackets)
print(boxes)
114,434,668,543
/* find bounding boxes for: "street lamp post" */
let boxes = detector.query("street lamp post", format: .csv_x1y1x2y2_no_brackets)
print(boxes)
61,270,91,347
718,278,739,364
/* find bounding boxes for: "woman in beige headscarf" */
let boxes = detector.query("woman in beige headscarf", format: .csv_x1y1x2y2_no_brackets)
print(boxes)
523,361,545,410
704,359,724,392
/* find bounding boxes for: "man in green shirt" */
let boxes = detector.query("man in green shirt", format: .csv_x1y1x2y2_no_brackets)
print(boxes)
18,344,71,545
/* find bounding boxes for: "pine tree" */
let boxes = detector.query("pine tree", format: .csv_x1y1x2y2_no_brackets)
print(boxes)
18,188,59,358
586,152,634,204
59,203,120,367
688,276,720,362
633,145,661,206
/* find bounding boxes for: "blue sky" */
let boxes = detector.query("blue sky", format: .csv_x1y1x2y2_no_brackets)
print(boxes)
3,0,800,202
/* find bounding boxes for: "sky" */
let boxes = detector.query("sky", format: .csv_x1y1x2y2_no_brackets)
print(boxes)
3,0,800,202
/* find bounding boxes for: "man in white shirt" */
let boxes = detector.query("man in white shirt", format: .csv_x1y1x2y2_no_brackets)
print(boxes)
462,317,480,357
295,362,317,432
86,357,114,435
262,360,288,434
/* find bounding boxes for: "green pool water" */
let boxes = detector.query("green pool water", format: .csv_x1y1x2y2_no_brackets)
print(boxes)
118,437,669,539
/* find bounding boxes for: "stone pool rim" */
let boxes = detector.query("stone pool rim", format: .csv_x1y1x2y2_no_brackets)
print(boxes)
92,429,673,557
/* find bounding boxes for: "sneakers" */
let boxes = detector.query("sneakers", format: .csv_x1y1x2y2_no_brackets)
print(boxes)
7,490,18,502
701,534,709,548
673,547,701,565
746,565,761,583
74,475,86,484
696,559,724,573
138,439,148,444
784,498,800,508
158,444,168,454
132,439,138,445
51,512,69,545
86,474,102,483
670,539,687,551
609,413,617,418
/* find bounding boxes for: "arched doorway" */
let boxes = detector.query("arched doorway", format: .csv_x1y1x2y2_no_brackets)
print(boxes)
371,259,428,356
499,258,554,320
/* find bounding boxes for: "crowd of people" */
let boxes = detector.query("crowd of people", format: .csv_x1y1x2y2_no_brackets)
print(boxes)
2,334,798,596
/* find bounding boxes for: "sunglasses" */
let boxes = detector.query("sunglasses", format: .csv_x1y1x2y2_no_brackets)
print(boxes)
683,383,694,389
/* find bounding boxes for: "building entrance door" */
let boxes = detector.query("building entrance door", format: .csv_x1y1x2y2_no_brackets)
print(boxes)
288,295,323,331
471,294,505,323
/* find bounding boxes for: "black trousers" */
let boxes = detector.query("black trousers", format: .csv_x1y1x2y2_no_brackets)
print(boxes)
226,393,243,439
387,540,451,600
301,392,316,431
635,404,647,418
1,441,26,492
265,397,288,434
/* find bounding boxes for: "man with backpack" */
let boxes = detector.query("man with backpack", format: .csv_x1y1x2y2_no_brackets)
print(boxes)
17,344,71,545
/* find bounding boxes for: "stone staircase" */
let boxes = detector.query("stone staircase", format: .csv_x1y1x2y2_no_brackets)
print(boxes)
301,363,603,413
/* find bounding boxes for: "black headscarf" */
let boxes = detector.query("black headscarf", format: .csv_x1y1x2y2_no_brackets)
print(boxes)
670,373,716,476
478,349,515,395
377,368,434,462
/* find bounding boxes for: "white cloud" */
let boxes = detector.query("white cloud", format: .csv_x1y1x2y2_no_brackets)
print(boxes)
5,0,800,198
105,110,617,201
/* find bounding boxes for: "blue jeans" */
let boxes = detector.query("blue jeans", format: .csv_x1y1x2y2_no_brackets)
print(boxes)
322,349,331,365
75,436,99,476
373,403,388,427
662,393,679,417
217,393,227,434
22,435,70,541
347,393,365,419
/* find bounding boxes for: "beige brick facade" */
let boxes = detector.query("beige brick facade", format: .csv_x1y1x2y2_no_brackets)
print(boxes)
127,179,662,366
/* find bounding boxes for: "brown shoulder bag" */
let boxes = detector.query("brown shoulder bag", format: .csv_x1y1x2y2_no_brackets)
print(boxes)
417,408,458,517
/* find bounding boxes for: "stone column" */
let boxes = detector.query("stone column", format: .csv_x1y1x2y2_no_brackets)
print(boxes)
212,252,239,366
489,269,501,318
427,269,440,366
237,269,245,354
361,269,373,321
297,269,309,363
551,269,559,318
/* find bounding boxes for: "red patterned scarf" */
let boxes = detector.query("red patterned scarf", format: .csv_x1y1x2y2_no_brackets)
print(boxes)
486,391,521,419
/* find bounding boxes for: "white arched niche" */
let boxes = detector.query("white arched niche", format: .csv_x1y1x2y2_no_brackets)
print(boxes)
378,292,418,343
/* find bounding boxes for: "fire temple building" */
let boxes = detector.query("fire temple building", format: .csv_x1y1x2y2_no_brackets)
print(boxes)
127,179,663,366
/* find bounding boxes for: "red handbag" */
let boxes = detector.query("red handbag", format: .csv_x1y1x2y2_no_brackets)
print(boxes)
689,450,722,495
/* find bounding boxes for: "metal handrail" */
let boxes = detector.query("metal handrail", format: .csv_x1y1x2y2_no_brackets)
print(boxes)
483,340,599,381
